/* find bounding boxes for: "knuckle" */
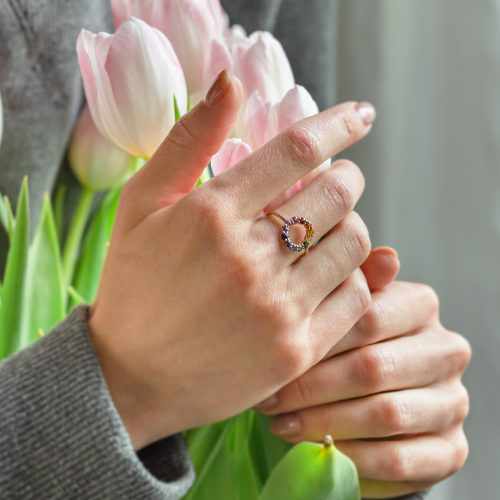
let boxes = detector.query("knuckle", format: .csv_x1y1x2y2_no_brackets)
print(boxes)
450,334,472,372
360,346,397,391
379,393,413,435
350,278,371,315
343,219,372,264
362,299,391,340
338,111,357,144
289,373,315,406
322,172,356,213
419,283,440,315
452,430,470,473
385,445,415,481
455,385,471,423
285,127,323,168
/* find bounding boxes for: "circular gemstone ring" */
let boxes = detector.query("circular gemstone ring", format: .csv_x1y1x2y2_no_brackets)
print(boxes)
266,211,314,255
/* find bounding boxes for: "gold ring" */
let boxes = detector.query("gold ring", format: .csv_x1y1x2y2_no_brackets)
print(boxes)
266,211,315,256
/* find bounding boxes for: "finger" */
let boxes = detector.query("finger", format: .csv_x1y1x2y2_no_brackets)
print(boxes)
268,382,469,442
361,247,400,291
120,70,243,228
215,101,376,218
262,329,471,414
336,426,468,484
292,212,371,304
327,281,440,357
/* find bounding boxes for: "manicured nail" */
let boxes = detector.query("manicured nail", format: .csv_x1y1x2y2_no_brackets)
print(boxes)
205,69,231,106
356,102,376,126
270,414,301,437
372,246,398,259
253,394,279,412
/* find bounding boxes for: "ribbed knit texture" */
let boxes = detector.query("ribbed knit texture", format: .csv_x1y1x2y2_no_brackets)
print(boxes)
0,305,194,499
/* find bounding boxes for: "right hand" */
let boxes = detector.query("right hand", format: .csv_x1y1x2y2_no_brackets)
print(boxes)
88,70,377,450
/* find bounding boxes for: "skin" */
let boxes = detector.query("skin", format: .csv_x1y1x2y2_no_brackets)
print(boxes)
258,273,471,498
89,70,470,494
89,71,377,450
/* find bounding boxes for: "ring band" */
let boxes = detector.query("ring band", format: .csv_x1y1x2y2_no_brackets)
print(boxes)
266,211,315,255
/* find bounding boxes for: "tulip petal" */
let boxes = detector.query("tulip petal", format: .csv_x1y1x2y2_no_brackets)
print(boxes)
237,32,294,104
276,85,319,134
105,18,187,158
203,39,235,97
244,91,270,150
212,139,252,176
111,0,155,29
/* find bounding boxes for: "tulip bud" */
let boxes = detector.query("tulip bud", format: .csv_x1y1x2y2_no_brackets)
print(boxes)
111,0,225,95
211,138,252,176
77,17,187,159
68,107,135,191
203,30,295,136
259,436,361,500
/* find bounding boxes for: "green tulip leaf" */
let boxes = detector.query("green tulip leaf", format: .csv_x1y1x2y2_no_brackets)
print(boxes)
53,185,66,244
0,179,29,359
258,437,360,500
20,193,65,347
72,185,121,304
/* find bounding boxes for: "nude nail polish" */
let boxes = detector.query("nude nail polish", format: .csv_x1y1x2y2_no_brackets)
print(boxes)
356,102,376,126
204,69,231,106
270,414,301,437
253,394,279,412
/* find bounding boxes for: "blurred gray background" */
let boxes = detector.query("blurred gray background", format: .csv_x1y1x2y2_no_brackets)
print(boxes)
337,0,500,498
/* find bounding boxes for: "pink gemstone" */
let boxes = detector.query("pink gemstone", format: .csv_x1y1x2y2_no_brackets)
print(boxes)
292,217,299,223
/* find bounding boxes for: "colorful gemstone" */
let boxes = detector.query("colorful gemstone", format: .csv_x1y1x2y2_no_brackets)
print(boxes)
281,233,288,240
291,245,297,251
284,240,292,247
282,226,289,232
292,217,299,223
300,218,305,224
303,241,309,248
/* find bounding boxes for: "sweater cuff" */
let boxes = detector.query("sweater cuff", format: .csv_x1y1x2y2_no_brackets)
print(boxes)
0,305,194,500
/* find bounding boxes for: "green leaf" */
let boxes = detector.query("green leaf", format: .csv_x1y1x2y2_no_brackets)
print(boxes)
0,178,30,359
0,191,10,236
255,414,293,477
62,186,94,296
20,193,65,347
4,195,15,242
72,185,121,304
232,412,262,500
68,286,86,305
184,418,236,500
174,94,181,122
53,185,66,245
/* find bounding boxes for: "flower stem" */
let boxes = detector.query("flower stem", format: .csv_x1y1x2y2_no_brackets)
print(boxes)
62,186,94,298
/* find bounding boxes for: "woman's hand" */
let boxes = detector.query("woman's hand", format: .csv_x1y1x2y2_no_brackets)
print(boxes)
88,70,377,450
258,279,471,499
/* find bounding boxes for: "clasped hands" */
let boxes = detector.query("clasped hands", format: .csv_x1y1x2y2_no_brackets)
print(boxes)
88,71,470,499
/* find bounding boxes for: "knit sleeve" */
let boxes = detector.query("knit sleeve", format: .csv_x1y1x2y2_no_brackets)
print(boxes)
0,305,194,500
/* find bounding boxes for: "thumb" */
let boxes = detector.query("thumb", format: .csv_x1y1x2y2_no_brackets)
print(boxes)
122,69,243,227
361,247,400,291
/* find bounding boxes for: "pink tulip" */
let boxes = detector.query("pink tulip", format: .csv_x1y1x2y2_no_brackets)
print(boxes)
69,106,135,190
111,0,225,95
77,17,187,159
211,138,252,176
202,30,295,136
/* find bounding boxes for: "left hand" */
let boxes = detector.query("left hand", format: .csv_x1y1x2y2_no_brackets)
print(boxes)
255,256,471,499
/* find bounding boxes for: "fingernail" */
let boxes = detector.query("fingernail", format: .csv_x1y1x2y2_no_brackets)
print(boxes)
270,414,301,437
205,69,231,106
253,394,279,412
356,102,376,126
372,246,398,259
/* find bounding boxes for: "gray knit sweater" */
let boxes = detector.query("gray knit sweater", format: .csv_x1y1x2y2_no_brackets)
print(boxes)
0,1,424,498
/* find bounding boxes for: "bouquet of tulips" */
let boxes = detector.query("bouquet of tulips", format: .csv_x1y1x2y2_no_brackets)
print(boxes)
0,1,361,498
